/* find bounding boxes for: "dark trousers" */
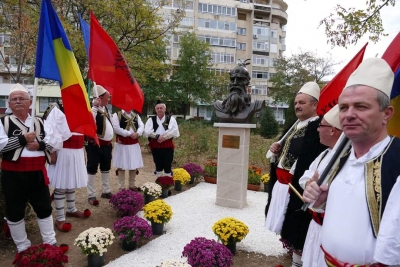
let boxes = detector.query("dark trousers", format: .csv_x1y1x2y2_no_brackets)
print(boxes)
85,142,112,174
151,148,174,174
1,170,52,222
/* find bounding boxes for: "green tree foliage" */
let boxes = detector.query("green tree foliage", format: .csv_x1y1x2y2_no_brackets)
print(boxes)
166,32,214,119
283,98,297,129
0,0,184,87
0,0,39,83
259,107,279,139
268,51,337,104
320,0,396,47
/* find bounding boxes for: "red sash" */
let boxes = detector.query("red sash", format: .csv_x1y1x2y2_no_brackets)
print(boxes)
99,139,112,146
321,246,385,267
63,135,84,149
1,156,49,185
148,139,174,149
308,209,325,226
116,135,139,145
276,168,293,184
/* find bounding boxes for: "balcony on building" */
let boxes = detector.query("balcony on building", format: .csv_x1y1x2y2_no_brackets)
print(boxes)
271,7,287,25
254,3,271,15
253,18,270,27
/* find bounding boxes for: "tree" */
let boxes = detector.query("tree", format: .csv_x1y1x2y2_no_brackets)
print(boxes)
319,0,396,47
0,0,40,83
0,0,185,86
167,32,214,119
283,97,297,129
259,107,279,139
268,51,337,104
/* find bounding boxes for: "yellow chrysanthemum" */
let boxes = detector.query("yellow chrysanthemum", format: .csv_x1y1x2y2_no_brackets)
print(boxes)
143,199,173,224
172,168,191,185
212,217,249,244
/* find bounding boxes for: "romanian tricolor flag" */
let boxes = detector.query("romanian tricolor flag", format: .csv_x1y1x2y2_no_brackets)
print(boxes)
35,0,98,143
382,33,400,137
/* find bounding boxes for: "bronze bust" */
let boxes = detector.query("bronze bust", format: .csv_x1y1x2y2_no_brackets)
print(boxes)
213,60,265,123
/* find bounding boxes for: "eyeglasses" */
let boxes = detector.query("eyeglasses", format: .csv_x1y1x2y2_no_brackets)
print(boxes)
318,123,332,128
9,97,30,103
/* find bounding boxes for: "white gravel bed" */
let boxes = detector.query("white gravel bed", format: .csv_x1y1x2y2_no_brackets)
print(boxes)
106,182,285,266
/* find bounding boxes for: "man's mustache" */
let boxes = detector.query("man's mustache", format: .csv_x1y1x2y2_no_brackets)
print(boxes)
295,108,302,112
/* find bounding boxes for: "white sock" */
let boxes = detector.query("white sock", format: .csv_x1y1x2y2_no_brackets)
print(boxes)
54,188,66,221
118,170,126,190
65,189,77,213
292,252,303,267
128,170,136,188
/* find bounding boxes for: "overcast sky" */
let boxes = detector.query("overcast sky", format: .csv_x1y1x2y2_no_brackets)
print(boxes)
284,0,400,75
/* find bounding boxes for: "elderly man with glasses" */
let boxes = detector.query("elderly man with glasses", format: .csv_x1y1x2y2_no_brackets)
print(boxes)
0,83,59,252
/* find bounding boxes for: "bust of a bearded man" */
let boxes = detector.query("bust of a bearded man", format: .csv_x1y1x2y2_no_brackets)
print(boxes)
213,61,265,123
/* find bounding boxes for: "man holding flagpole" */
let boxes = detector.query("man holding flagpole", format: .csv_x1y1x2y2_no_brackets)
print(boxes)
86,85,114,206
303,58,400,266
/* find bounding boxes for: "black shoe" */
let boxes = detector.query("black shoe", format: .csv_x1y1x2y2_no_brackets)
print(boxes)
101,192,113,199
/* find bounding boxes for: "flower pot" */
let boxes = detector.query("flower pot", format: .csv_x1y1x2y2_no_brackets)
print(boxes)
88,253,105,267
189,175,195,184
264,183,270,193
247,184,260,191
174,181,182,191
122,239,137,251
225,242,236,255
144,193,156,204
204,176,217,184
161,188,169,198
151,221,164,235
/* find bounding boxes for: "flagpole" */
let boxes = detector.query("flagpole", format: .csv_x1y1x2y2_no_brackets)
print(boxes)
93,81,98,98
30,78,38,131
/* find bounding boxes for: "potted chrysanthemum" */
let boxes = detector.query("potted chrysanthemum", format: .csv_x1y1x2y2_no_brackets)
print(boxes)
260,173,270,193
247,165,262,191
113,215,152,251
12,244,68,267
143,199,173,235
74,227,115,267
212,217,249,255
182,237,233,267
172,168,191,191
109,189,144,217
204,159,217,183
182,162,205,184
140,182,162,204
155,176,175,198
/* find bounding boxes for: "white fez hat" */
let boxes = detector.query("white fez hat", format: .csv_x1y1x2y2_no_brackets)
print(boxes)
345,58,394,97
9,83,28,96
324,104,341,130
94,84,107,97
298,82,321,100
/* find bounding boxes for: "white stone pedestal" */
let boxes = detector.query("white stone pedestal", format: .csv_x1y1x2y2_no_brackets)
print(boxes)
214,123,256,209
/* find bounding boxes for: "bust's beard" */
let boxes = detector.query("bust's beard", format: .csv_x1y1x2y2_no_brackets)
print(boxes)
222,90,249,116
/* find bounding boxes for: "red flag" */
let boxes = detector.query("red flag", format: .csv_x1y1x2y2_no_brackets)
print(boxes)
89,11,144,113
317,43,368,115
381,32,400,72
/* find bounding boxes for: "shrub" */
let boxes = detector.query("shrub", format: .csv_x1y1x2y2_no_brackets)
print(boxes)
113,216,152,243
109,190,144,217
259,106,279,139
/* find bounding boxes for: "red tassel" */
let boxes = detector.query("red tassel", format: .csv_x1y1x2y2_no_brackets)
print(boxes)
83,209,92,218
59,244,69,254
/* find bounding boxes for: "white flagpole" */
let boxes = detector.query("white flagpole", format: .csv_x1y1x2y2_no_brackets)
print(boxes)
93,81,98,98
30,78,39,132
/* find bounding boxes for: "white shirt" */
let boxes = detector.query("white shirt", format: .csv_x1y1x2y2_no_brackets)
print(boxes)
92,106,113,141
111,110,144,137
144,115,180,139
299,148,331,189
321,136,397,265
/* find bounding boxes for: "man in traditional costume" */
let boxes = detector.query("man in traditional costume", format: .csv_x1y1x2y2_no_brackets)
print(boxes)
86,85,114,205
43,102,90,233
304,58,400,266
144,100,179,177
0,84,57,252
265,82,327,266
296,104,342,267
111,108,144,191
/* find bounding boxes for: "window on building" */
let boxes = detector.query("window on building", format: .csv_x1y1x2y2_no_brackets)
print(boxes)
39,97,61,113
252,55,269,66
253,41,269,51
251,85,267,95
253,26,269,37
199,19,236,31
237,27,246,35
0,96,7,108
238,13,246,20
269,73,277,79
252,71,268,79
237,43,246,50
180,17,193,27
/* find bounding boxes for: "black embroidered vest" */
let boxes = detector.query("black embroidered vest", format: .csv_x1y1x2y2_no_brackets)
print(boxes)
117,111,138,132
95,106,112,138
278,121,307,171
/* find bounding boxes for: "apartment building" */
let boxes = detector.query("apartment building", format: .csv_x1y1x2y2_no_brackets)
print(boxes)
161,0,288,123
